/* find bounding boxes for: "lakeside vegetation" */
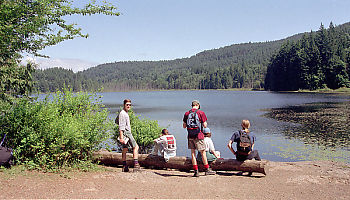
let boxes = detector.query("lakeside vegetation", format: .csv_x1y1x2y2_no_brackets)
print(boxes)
0,0,160,171
263,100,350,163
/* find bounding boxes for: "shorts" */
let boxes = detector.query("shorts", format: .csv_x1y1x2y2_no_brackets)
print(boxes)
121,130,137,149
197,151,217,162
188,138,205,151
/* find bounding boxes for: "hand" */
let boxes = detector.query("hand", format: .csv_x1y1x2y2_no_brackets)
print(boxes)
233,151,236,155
119,138,125,144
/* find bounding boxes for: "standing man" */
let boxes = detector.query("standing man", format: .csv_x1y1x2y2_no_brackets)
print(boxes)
118,99,141,172
183,100,216,177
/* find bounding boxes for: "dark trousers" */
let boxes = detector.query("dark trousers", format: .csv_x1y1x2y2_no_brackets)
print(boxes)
236,150,261,161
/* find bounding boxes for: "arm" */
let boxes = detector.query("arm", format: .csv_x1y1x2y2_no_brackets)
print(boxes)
210,148,220,158
227,140,236,155
119,130,125,144
251,135,256,151
154,136,163,143
208,139,218,157
183,112,188,129
202,121,207,128
201,111,208,128
212,151,220,158
118,112,126,143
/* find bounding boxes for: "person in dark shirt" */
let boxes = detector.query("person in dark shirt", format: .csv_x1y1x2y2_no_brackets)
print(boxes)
227,119,261,175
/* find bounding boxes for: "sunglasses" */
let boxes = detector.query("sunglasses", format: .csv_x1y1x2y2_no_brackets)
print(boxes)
125,104,132,106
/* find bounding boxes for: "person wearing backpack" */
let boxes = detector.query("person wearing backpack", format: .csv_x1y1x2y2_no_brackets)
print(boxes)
183,100,216,177
227,119,261,175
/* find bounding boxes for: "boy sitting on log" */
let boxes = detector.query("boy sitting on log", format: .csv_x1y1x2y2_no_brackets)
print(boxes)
151,129,176,162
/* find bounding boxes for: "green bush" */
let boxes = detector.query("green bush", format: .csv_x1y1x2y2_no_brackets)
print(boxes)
113,109,163,153
0,89,112,170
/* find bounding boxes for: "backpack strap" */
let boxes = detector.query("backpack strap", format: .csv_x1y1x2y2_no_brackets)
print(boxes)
0,134,6,146
192,109,199,124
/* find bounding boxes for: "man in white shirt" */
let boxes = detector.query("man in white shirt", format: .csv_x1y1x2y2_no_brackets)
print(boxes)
118,99,140,172
151,129,176,162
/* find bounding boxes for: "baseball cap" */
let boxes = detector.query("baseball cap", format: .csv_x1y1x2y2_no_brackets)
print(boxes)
203,127,211,133
192,100,200,106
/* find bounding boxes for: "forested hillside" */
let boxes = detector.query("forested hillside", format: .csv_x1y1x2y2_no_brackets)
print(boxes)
265,22,350,91
33,22,350,92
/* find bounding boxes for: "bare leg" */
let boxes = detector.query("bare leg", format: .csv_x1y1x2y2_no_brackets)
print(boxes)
200,150,208,166
201,150,215,175
122,148,129,172
133,144,139,160
191,149,197,166
122,148,128,161
191,148,200,177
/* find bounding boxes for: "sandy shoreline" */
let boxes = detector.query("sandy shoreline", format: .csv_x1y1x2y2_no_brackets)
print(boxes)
1,160,349,199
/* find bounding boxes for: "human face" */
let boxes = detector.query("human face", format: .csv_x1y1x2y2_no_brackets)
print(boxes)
124,103,132,111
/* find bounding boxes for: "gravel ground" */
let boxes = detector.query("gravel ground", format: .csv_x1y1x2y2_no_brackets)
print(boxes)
1,160,349,199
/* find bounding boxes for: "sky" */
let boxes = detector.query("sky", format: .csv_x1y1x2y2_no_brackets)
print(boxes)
25,0,350,72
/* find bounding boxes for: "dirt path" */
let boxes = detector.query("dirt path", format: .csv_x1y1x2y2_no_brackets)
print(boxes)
1,160,349,199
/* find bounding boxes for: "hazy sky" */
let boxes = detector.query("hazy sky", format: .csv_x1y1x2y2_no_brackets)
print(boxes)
28,0,350,72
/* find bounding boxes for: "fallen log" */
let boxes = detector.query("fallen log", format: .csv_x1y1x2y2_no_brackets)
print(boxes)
93,150,267,175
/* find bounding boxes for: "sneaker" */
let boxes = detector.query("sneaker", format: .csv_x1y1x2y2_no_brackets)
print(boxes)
133,163,142,172
122,165,129,172
205,168,216,176
193,170,199,177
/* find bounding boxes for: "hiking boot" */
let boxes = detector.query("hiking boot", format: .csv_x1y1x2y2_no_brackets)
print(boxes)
193,170,199,177
122,165,129,172
205,168,216,175
133,163,142,172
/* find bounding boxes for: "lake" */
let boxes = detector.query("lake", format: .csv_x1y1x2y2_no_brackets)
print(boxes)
101,90,350,163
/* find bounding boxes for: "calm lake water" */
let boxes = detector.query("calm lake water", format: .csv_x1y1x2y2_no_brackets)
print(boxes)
101,90,350,163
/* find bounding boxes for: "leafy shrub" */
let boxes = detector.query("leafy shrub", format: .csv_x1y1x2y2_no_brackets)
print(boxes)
113,109,163,153
0,89,112,170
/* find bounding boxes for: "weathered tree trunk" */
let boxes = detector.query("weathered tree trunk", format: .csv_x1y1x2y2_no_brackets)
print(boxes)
93,150,267,175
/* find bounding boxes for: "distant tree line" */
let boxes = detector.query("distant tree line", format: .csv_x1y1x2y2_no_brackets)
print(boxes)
33,22,350,92
33,36,299,92
33,68,99,93
265,22,350,91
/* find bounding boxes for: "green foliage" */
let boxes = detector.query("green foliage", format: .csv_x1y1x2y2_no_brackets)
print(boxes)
0,61,35,102
0,0,119,61
0,89,112,171
265,22,350,91
113,109,163,153
32,67,100,93
0,0,119,104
